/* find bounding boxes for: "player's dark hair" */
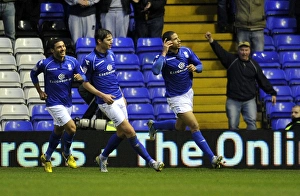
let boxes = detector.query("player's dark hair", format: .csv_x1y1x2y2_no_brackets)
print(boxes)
48,38,64,49
95,29,112,42
162,31,175,41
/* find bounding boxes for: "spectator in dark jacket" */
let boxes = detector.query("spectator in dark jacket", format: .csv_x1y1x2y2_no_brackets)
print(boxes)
205,31,277,130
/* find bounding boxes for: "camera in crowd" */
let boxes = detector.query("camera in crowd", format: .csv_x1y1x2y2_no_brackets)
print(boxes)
73,117,107,131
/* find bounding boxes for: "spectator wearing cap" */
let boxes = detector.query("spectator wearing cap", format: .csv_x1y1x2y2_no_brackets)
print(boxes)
205,31,277,130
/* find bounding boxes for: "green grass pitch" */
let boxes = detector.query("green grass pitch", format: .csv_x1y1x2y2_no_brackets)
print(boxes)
0,167,299,196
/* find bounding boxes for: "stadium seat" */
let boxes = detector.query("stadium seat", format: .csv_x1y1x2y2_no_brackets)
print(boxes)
33,120,54,131
71,88,85,104
0,37,13,54
291,85,300,104
264,35,276,51
39,20,70,40
273,34,300,52
271,118,291,130
117,71,145,88
262,68,288,85
136,38,163,55
252,51,281,69
21,71,44,89
130,120,150,132
0,54,17,71
71,104,88,119
114,54,140,71
0,104,30,122
17,54,46,71
14,38,44,62
0,88,25,104
138,52,159,71
265,0,290,16
154,103,176,121
16,20,39,38
149,87,167,105
0,71,21,88
122,87,151,104
127,103,155,121
75,37,96,54
281,51,300,69
266,17,297,35
259,85,293,104
25,87,45,106
143,70,165,88
31,104,52,123
266,102,295,121
285,69,300,86
3,120,33,131
111,37,135,54
39,3,65,19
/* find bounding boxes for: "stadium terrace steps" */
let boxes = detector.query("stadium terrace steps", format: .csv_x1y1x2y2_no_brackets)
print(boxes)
165,0,262,129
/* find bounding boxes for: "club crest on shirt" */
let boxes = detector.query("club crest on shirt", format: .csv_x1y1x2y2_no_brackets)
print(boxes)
58,73,65,80
183,51,189,58
67,63,72,71
107,64,113,71
178,62,185,69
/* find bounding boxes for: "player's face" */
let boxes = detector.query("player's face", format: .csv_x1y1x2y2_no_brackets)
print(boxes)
238,46,251,61
52,41,66,59
291,106,300,119
102,34,113,50
169,33,181,50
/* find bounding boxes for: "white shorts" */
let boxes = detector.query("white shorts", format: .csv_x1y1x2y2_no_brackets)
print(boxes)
167,88,193,116
47,105,72,126
98,97,128,127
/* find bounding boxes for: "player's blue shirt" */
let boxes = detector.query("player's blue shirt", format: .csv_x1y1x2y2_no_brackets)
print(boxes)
152,46,203,97
82,49,122,104
30,55,86,107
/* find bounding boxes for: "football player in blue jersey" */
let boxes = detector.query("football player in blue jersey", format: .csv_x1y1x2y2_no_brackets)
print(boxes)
31,38,86,172
147,31,224,169
82,28,164,172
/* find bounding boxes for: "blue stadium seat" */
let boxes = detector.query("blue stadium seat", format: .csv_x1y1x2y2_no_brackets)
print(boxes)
259,85,293,104
130,120,149,131
31,104,52,123
138,52,159,71
71,104,88,119
266,17,297,35
154,103,176,121
71,88,85,104
274,34,300,52
281,51,300,69
285,69,300,86
117,71,145,88
271,118,291,130
266,102,295,121
127,103,155,121
143,70,165,88
252,51,281,69
136,38,163,55
265,1,290,16
33,120,54,131
149,87,167,105
264,35,276,51
291,85,300,104
122,87,151,104
262,68,288,85
40,3,64,19
114,53,140,71
111,37,135,54
75,37,96,54
3,120,33,131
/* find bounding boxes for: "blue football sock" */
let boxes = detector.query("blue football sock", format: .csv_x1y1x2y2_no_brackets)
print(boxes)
153,119,176,130
192,131,214,160
128,135,153,163
45,131,61,161
102,133,123,158
63,131,75,156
